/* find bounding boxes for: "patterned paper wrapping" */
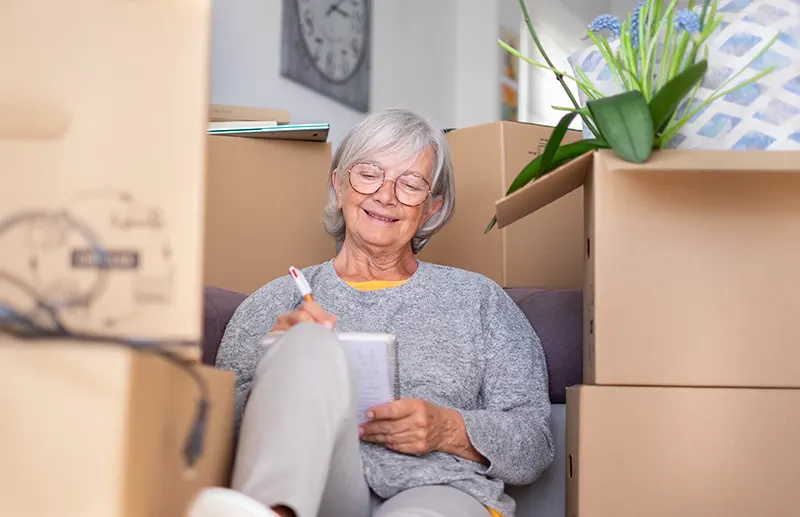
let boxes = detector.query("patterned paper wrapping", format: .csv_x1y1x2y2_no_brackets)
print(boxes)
567,0,800,150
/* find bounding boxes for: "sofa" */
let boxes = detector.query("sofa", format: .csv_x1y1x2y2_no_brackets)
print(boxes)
201,285,583,517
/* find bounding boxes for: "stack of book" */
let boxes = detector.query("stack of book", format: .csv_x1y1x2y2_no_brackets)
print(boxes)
208,103,290,129
208,104,329,142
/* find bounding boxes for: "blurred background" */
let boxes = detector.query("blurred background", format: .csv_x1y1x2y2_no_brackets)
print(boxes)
211,0,647,146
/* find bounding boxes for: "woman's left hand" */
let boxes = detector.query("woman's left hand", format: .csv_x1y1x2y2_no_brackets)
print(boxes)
359,398,460,456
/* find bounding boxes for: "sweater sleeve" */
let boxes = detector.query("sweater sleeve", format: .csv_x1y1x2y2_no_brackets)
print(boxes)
456,284,554,485
214,276,299,436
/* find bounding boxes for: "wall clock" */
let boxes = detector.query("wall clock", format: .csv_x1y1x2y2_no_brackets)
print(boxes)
280,0,371,113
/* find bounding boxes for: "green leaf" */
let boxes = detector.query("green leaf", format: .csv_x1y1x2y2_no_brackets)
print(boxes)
485,216,499,234
699,0,712,31
587,91,654,163
539,111,578,173
649,60,708,134
484,138,609,233
505,138,607,196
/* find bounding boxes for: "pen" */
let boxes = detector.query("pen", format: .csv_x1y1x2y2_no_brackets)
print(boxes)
289,265,314,302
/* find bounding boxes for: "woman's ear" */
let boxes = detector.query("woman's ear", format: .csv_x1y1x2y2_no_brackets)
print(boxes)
422,196,444,224
332,169,344,209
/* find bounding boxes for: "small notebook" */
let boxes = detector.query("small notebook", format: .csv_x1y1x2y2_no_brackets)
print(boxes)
207,122,329,142
261,331,398,423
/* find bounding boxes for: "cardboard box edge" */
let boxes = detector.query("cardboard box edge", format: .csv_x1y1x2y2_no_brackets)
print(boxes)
495,151,595,228
494,148,800,229
603,148,800,172
565,385,581,517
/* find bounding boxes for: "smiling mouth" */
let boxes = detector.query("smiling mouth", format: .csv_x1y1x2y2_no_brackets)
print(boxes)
363,209,399,223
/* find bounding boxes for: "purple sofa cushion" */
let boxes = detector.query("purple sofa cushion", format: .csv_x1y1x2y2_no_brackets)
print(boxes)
505,289,583,404
201,286,583,404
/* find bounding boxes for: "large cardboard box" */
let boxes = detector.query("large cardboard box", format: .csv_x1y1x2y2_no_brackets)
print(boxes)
204,135,336,294
0,342,235,517
417,121,584,289
566,385,800,517
0,1,211,350
496,150,800,387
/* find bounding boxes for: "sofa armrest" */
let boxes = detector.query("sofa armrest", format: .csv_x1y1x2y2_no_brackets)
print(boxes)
203,286,248,365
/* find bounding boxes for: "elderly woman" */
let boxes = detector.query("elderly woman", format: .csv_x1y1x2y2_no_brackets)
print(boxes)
190,108,553,517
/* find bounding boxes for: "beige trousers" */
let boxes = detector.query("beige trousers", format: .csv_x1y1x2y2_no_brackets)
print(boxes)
231,323,491,517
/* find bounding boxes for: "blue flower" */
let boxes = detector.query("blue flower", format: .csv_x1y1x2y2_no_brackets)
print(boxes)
588,14,622,38
630,2,643,49
674,8,701,34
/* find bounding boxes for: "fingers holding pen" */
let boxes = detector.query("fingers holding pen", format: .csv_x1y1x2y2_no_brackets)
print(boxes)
301,299,337,329
271,300,338,332
272,266,338,331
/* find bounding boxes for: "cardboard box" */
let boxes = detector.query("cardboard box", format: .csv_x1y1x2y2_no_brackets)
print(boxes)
417,121,584,289
566,385,800,517
209,104,291,125
0,1,212,349
204,135,336,294
496,150,800,387
0,342,235,517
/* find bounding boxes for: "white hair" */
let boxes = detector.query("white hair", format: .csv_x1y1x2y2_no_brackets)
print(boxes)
322,108,455,254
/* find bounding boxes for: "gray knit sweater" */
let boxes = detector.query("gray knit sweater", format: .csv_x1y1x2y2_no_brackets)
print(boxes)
215,260,553,517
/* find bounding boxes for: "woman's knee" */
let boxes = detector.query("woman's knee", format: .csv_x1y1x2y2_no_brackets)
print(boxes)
255,322,352,387
280,322,343,356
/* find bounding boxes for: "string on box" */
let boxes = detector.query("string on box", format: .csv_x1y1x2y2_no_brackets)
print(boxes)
0,209,210,470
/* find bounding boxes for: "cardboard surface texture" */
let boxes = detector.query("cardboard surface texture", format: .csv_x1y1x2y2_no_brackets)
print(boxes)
497,149,800,387
209,104,291,125
0,342,235,517
0,1,212,348
417,121,584,289
566,385,800,517
204,135,336,294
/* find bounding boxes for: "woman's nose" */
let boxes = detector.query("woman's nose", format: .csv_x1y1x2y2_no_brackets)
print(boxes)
372,178,398,204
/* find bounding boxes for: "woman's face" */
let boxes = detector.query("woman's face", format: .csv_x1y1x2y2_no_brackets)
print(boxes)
335,146,442,253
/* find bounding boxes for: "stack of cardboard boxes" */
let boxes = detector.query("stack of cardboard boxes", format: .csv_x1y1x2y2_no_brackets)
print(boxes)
0,345,235,517
418,121,585,289
0,2,235,516
495,149,800,516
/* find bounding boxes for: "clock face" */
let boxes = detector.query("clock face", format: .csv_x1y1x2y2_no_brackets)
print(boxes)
296,0,367,83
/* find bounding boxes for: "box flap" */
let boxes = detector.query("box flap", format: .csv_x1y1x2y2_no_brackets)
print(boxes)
495,151,594,228
446,120,564,137
600,148,800,172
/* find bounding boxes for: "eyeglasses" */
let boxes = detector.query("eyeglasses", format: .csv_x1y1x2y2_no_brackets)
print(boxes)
347,162,432,207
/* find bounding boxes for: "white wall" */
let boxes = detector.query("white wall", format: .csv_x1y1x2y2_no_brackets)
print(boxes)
499,0,522,29
210,0,460,148
211,0,361,146
211,0,642,146
453,0,501,128
515,0,612,128
370,1,458,129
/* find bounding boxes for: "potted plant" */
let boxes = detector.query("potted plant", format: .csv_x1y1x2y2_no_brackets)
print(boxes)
486,0,780,232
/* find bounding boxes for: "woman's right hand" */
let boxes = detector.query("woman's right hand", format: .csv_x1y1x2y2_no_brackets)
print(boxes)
271,299,338,331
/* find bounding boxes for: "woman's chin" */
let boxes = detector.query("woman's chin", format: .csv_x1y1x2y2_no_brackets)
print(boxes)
355,229,407,249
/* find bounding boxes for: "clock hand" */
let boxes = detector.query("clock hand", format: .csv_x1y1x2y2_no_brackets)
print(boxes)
325,0,347,16
332,5,350,17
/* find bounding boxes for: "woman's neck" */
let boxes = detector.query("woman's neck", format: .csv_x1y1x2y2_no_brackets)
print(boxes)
333,241,418,282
